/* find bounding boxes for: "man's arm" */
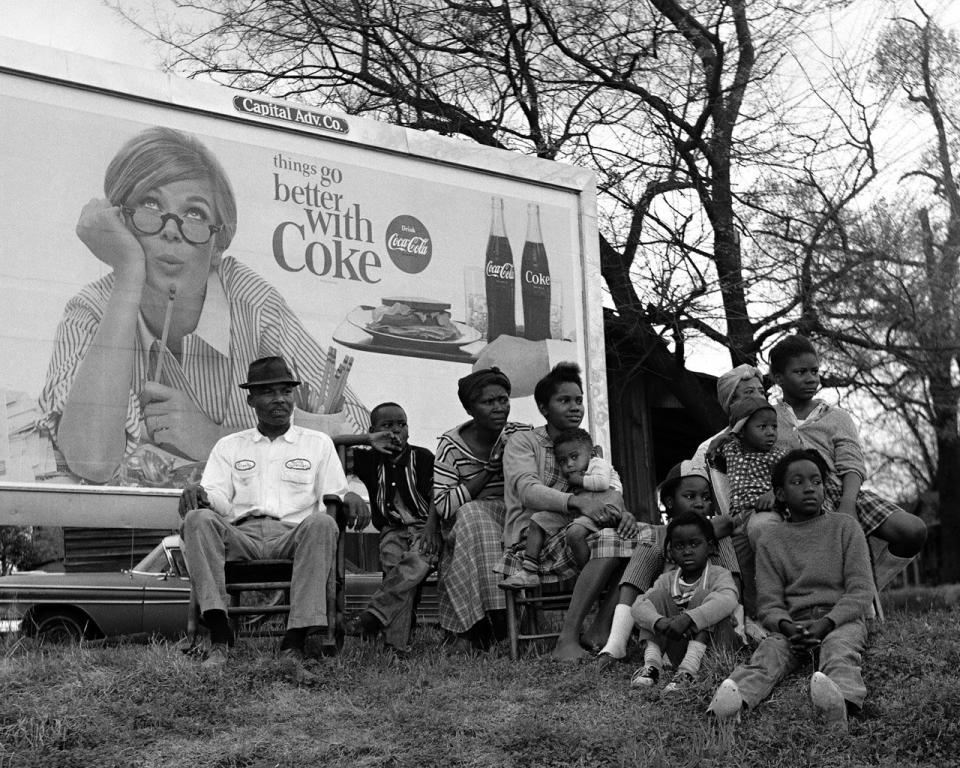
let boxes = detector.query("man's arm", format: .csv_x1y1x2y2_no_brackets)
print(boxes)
316,434,353,525
184,436,234,518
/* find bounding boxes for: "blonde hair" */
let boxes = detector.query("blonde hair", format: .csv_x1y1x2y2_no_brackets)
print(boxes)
104,126,237,253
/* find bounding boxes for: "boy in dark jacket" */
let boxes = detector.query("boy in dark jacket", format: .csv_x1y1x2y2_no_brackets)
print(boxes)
347,402,436,651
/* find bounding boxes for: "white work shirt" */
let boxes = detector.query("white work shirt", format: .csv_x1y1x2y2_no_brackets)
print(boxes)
201,424,348,526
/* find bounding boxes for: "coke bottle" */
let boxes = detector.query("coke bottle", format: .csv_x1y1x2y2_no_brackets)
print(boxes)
521,202,551,340
484,196,516,341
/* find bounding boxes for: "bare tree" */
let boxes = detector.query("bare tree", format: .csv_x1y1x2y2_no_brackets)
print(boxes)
758,8,960,580
116,0,865,437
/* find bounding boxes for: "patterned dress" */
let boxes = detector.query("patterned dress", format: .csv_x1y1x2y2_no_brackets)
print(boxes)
433,421,530,634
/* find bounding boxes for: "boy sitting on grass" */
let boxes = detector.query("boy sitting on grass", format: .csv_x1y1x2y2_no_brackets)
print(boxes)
346,402,437,652
502,428,624,588
708,449,874,731
629,510,740,695
596,461,741,668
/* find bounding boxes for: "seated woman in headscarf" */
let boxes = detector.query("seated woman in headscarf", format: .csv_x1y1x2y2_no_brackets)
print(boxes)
691,363,766,515
433,367,531,650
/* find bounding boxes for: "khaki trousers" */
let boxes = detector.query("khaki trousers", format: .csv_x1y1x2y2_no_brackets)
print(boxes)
183,508,338,629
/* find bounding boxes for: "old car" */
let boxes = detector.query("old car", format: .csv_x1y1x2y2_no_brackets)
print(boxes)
0,535,437,642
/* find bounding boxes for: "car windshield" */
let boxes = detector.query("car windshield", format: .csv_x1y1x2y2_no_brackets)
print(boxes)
169,548,188,578
131,542,171,574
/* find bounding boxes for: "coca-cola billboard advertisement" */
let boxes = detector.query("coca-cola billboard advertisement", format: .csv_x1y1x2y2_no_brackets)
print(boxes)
0,41,605,495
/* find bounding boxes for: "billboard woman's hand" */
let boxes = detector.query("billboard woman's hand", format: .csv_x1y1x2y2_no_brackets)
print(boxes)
141,382,224,460
76,198,145,277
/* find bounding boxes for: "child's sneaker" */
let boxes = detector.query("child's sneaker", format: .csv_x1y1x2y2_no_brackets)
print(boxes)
502,569,539,589
629,665,660,688
662,670,695,695
708,678,743,720
810,671,848,732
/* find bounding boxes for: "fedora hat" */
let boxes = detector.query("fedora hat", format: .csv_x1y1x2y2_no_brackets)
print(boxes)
239,356,301,389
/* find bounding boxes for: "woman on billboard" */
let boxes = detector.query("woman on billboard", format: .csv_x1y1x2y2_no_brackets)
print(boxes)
39,126,366,483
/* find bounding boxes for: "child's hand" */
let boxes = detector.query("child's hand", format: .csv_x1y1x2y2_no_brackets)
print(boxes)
565,470,585,488
802,617,834,642
780,620,819,651
705,433,734,469
663,614,694,640
368,430,401,456
711,514,735,539
754,491,775,511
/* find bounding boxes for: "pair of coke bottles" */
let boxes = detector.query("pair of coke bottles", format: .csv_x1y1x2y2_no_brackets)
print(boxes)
484,197,552,342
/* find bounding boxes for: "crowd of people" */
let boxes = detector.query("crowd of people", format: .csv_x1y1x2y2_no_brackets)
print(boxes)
178,332,926,733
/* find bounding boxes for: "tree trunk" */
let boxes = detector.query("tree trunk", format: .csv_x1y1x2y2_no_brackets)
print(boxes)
936,434,960,583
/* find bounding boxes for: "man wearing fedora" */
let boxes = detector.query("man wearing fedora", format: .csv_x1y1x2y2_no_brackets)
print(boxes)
179,355,366,671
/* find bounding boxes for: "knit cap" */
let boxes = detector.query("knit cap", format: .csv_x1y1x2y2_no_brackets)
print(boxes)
728,395,776,434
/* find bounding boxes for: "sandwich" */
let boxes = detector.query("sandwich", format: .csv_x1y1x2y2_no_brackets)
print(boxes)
368,297,462,341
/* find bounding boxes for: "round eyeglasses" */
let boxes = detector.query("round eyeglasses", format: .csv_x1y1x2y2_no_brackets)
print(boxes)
122,205,223,246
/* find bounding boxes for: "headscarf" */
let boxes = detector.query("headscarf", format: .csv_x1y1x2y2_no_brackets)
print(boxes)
457,367,511,410
716,364,763,415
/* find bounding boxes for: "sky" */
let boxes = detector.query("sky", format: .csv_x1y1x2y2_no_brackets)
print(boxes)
0,0,165,67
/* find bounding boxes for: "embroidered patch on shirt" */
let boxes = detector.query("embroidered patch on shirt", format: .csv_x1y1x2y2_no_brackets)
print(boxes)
234,459,256,471
285,458,312,471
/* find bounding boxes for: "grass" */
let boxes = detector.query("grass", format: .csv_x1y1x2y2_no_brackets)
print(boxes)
1,594,958,768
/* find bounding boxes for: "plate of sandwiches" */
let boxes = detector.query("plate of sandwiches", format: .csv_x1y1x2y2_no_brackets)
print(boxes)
347,297,482,348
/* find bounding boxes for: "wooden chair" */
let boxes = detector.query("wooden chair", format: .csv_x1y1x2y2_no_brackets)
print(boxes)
498,580,577,661
185,502,347,653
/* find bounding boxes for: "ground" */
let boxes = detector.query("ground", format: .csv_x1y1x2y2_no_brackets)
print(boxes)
1,589,958,767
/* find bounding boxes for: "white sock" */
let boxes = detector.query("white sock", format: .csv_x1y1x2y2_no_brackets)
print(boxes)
599,603,634,659
643,641,663,669
677,640,707,676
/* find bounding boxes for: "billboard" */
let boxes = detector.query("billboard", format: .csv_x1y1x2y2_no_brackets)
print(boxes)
0,40,605,502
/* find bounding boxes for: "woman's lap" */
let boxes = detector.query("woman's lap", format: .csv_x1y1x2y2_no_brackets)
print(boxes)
438,499,507,633
499,523,654,584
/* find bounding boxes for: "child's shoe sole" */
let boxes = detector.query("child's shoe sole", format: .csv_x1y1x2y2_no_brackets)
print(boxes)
707,678,743,720
810,671,848,731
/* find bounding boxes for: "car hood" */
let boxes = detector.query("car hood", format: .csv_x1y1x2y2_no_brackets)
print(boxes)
0,571,148,590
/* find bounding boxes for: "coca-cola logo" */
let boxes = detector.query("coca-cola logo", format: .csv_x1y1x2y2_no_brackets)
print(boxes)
384,215,432,274
486,262,516,280
524,270,550,286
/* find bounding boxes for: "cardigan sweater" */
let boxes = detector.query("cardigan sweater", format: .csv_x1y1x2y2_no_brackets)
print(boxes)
774,400,866,480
